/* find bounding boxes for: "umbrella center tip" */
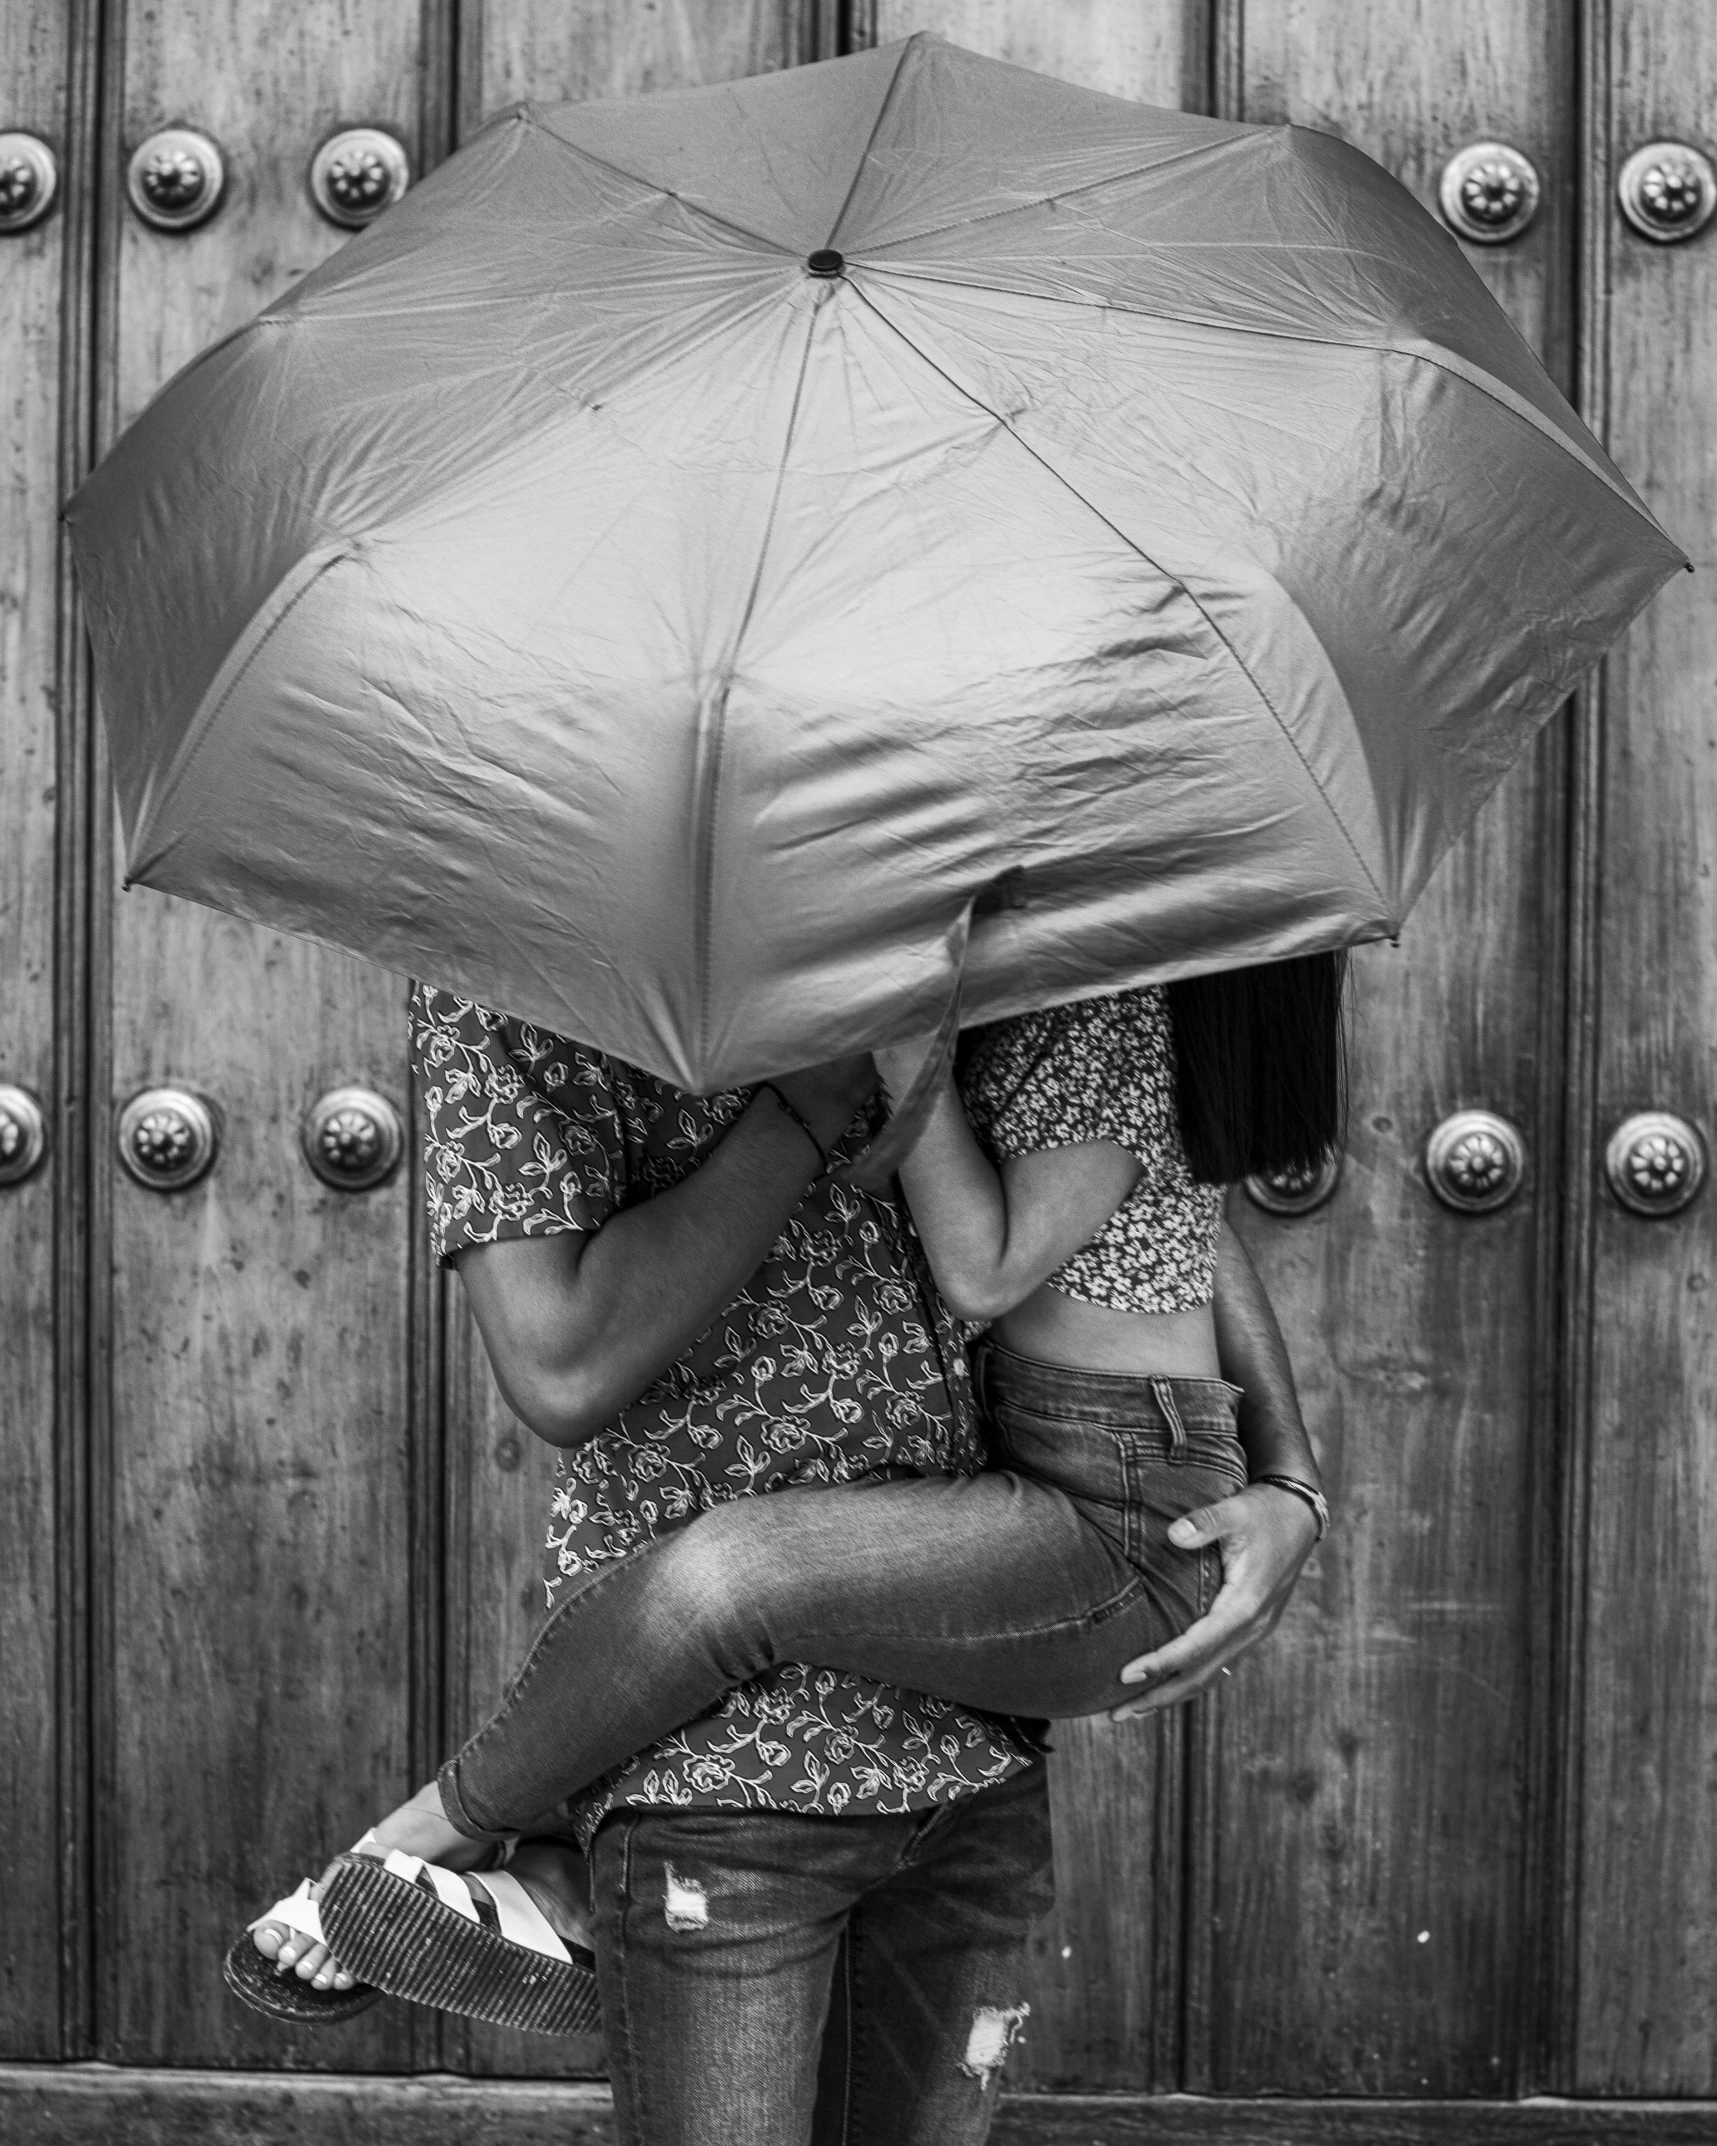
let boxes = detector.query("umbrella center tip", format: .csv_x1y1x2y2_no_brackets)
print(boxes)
805,249,845,277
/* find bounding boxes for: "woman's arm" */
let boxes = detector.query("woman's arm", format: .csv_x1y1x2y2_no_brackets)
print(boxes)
883,1054,1142,1322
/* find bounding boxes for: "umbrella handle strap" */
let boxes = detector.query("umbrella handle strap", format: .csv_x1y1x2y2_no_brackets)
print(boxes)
836,928,968,1196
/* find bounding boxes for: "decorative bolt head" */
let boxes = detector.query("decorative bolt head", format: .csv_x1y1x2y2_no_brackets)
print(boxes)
319,1107,381,1172
1605,1112,1705,1216
1639,161,1702,226
1445,1129,1508,1197
0,133,59,234
0,1084,48,1185
116,1086,217,1189
132,1109,194,1171
126,129,225,232
326,146,390,210
302,1086,402,1190
0,155,39,216
1438,142,1541,245
1460,159,1525,225
1244,1151,1342,1217
140,147,206,210
1426,1109,1525,1213
309,129,410,228
1618,141,1717,244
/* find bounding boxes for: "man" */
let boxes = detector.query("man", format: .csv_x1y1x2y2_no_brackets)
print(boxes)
406,982,1314,2144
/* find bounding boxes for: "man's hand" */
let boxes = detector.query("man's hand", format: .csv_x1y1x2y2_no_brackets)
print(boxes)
1109,1483,1319,1718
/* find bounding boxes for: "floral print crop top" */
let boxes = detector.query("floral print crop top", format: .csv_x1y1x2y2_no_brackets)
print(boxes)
960,985,1224,1314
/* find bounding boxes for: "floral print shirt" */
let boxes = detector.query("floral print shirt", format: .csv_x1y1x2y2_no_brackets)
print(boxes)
961,985,1224,1314
409,984,1031,1843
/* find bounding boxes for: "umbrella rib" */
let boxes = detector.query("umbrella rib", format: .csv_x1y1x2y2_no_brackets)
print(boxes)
854,264,1664,533
823,33,920,253
523,115,798,261
691,298,825,1071
843,279,1393,923
852,133,1282,259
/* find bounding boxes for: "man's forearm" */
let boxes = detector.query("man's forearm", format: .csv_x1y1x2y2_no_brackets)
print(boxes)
460,1085,854,1446
1212,1219,1322,1487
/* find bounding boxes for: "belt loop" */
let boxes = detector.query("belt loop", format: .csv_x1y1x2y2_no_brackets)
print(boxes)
972,1338,993,1423
1151,1377,1188,1460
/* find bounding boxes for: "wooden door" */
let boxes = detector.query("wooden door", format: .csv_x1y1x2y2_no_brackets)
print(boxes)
3,3,1715,2138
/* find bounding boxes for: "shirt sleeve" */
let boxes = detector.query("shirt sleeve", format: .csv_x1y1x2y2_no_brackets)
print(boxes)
984,990,1180,1171
409,981,622,1265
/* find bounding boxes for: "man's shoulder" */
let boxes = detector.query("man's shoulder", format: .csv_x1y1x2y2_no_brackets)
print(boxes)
409,981,738,1109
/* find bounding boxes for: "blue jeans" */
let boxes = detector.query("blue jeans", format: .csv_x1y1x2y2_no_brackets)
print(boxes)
591,1760,1054,2146
443,1343,1242,1836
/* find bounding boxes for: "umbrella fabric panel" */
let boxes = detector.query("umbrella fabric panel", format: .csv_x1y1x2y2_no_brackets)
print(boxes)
130,272,1385,1088
857,272,1681,909
68,111,797,831
530,42,909,257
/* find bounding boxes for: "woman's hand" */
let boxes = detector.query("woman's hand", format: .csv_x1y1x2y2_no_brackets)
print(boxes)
770,1054,880,1150
1109,1483,1320,1717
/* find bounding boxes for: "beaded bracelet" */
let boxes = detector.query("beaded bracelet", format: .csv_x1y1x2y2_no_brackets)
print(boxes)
757,1081,830,1174
1252,1473,1331,1542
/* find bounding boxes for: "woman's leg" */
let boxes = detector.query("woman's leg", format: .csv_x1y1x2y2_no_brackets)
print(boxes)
443,1393,1240,1837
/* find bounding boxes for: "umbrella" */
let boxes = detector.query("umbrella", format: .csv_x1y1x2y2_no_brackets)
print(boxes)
68,35,1684,1092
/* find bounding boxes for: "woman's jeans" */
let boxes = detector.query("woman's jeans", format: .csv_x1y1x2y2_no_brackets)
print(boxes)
441,1342,1245,1838
592,1761,1053,2146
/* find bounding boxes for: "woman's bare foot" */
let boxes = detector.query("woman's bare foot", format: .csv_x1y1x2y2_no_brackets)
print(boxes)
250,1779,493,1991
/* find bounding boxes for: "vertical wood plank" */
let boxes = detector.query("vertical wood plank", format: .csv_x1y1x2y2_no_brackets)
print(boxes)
1214,0,1576,2094
0,0,76,2063
443,0,811,2081
97,0,439,2069
872,0,1207,110
1576,0,1717,2091
868,0,1210,2093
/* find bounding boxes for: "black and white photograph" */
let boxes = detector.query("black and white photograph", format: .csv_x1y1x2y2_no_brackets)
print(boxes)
1,6,1711,2143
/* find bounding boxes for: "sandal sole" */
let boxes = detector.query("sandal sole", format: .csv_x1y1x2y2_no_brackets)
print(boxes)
319,1855,600,2037
222,1929,381,2025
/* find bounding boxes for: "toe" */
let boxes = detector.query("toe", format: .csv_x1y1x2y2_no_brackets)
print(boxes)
251,1919,288,1961
294,1941,332,1981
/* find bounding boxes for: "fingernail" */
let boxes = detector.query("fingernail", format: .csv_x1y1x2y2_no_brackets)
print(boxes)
1169,1519,1198,1545
1119,1665,1149,1685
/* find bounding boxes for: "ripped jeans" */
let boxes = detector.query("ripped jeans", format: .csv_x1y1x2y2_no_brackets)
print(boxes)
442,1342,1245,1838
592,1760,1053,2146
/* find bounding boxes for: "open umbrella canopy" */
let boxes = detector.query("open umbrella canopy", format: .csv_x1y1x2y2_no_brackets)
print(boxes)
68,35,1684,1090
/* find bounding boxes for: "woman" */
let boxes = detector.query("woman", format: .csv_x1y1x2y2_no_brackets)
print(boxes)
237,958,1336,2028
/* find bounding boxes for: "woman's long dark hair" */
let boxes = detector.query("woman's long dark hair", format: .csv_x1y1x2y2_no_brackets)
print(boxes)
1167,952,1347,1185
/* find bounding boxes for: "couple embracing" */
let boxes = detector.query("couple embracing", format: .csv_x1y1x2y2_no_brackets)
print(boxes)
230,957,1335,2146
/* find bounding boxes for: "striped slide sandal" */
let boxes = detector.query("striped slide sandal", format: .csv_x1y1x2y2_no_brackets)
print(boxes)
222,1877,382,2024
319,1848,601,2037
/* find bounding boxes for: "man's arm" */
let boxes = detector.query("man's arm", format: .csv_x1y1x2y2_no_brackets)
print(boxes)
458,1059,874,1448
1112,1217,1324,1716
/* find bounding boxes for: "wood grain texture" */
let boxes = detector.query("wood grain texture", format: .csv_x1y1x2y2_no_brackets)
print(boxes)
1576,0,1717,2091
458,0,803,132
96,0,434,2069
0,0,73,2064
1214,1,1576,2095
872,0,1208,108
4,2071,1717,2146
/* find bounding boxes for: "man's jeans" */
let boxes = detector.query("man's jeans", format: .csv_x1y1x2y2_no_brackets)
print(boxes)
444,1347,1242,1836
589,1760,1054,2146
